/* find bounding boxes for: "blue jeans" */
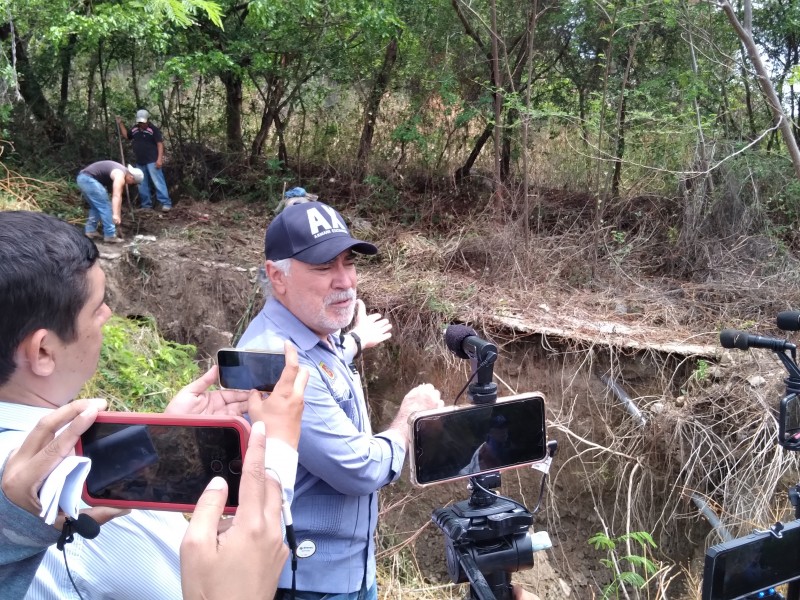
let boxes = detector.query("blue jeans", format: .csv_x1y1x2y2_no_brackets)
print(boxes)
137,162,172,208
278,582,377,600
77,172,116,237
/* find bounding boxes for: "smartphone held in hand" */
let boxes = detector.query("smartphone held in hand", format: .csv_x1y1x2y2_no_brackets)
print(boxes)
75,412,250,514
217,348,286,392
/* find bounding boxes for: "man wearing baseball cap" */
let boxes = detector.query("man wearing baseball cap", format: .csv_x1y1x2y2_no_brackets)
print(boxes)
237,201,443,599
115,109,173,212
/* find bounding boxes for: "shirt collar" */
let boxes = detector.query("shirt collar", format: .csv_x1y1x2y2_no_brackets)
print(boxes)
0,401,53,432
264,297,338,354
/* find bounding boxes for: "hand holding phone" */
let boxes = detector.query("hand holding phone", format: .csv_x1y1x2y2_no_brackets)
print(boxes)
180,420,287,600
217,348,286,393
246,341,308,449
2,398,127,530
165,366,250,417
76,412,251,514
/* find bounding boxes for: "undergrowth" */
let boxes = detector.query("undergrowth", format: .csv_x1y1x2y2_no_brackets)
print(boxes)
80,315,200,412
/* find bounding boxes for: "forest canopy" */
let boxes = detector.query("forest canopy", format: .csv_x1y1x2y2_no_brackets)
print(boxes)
2,0,800,246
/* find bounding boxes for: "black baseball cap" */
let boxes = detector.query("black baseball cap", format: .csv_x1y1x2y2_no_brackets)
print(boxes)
265,201,378,264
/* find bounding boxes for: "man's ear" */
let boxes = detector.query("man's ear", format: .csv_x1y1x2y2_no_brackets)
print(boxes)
265,260,288,296
18,329,57,377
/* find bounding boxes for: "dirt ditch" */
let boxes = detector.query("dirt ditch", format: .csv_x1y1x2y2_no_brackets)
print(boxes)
98,201,800,599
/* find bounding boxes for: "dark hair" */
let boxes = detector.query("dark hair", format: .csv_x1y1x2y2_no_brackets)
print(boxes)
0,211,100,385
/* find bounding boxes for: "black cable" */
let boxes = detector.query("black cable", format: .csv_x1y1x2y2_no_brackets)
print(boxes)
453,353,497,406
61,546,86,600
284,522,297,600
471,474,548,515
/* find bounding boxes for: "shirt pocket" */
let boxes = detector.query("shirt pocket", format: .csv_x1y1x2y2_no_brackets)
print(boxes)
294,494,347,537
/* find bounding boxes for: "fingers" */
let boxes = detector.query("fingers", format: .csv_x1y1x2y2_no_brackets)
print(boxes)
54,506,129,533
185,477,229,547
14,399,106,463
82,506,131,526
234,421,267,523
215,389,250,412
293,367,310,401
182,366,219,394
22,400,107,484
3,399,107,516
275,341,299,386
355,299,366,324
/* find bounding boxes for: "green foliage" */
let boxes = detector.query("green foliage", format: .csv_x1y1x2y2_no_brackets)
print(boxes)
589,531,658,599
81,315,200,412
692,359,710,383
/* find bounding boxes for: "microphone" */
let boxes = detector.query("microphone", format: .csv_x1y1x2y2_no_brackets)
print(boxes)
445,324,497,360
719,329,796,352
445,324,477,359
777,311,800,331
57,514,100,550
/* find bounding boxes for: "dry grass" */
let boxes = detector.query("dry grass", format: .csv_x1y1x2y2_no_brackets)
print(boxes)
355,198,800,598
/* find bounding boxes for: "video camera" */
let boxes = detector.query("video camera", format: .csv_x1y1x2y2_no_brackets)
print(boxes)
408,325,554,600
704,313,800,600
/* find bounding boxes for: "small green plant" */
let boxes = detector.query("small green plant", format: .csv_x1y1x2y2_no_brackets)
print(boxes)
692,358,710,383
80,315,200,412
588,530,658,599
611,229,627,244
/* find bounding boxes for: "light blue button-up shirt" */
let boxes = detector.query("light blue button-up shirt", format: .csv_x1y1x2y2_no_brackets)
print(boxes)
238,297,406,594
0,401,187,600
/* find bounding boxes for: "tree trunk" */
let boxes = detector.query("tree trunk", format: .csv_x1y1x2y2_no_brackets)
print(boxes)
721,0,800,179
611,94,626,199
274,110,288,168
98,41,110,135
85,54,97,129
58,34,77,121
250,105,275,163
501,107,519,182
131,51,142,109
220,72,244,154
455,123,494,182
356,37,399,180
489,0,503,197
0,25,64,144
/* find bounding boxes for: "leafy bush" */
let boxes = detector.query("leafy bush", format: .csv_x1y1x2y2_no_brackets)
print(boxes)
80,315,200,412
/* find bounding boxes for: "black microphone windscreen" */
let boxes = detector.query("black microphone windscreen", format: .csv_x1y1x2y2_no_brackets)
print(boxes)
445,324,477,359
719,329,742,349
778,311,800,331
73,514,101,540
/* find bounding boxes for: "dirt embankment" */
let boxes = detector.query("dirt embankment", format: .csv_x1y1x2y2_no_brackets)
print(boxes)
98,196,800,599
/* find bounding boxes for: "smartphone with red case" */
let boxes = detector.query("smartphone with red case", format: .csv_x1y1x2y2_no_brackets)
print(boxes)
75,412,250,514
